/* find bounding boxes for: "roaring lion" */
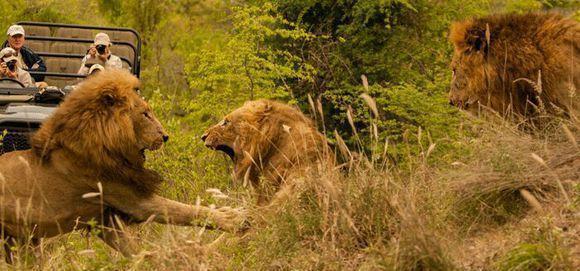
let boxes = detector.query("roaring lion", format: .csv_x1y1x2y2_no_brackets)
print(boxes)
0,69,245,262
448,13,579,117
201,100,332,205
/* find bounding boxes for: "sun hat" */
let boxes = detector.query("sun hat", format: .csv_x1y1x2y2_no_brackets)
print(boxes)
94,33,112,46
0,47,18,63
6,25,25,37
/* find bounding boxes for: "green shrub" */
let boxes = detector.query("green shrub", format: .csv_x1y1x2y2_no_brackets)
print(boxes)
184,3,316,119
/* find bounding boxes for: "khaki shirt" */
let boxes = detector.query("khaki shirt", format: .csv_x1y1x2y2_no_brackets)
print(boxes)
78,54,123,75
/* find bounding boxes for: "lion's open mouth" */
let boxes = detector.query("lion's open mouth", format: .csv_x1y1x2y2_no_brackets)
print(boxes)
216,145,235,160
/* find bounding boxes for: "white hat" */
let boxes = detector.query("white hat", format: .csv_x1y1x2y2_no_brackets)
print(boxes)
94,33,111,46
7,25,25,37
0,47,18,63
88,64,105,75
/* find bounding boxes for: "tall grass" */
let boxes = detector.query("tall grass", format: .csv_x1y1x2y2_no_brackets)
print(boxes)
0,97,577,270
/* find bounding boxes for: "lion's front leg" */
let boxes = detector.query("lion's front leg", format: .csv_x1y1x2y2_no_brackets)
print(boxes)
137,196,247,232
101,185,247,232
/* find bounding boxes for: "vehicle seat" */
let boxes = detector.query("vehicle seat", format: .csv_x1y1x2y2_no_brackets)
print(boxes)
109,31,138,47
51,42,88,55
114,45,135,67
44,58,82,88
22,26,50,37
55,28,93,39
26,41,49,53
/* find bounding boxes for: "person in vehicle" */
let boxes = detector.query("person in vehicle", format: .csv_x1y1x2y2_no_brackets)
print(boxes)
0,47,34,87
77,33,122,75
5,25,47,83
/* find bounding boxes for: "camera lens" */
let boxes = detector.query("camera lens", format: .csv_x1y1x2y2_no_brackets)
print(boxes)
96,45,106,54
6,61,16,72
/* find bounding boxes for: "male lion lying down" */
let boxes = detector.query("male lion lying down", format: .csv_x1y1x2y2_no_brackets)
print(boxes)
202,100,332,205
0,69,245,262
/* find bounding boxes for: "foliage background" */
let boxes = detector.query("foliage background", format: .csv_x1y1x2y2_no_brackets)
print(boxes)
0,0,578,270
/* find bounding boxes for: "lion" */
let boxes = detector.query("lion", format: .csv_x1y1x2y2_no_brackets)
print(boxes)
448,13,579,117
0,69,245,263
201,100,332,205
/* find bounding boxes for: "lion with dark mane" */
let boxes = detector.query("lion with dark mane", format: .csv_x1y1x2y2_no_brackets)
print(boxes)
202,100,332,205
449,13,579,117
0,69,245,262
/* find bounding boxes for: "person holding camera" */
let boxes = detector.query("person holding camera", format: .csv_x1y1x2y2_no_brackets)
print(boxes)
77,33,122,75
0,47,34,87
5,25,47,83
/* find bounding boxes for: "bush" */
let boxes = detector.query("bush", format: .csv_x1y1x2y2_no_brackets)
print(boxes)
184,3,316,119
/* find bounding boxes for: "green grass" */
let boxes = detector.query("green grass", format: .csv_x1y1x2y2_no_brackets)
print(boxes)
497,244,554,271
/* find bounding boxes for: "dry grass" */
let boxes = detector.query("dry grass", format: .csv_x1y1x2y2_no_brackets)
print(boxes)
448,114,578,229
0,97,578,270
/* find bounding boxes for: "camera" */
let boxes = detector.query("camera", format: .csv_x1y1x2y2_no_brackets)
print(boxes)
6,60,16,72
95,44,107,55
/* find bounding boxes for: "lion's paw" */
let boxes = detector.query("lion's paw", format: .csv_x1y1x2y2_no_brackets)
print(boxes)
210,206,249,233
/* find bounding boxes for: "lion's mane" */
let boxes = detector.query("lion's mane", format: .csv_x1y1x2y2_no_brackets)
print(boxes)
203,100,332,202
30,69,162,194
448,13,579,116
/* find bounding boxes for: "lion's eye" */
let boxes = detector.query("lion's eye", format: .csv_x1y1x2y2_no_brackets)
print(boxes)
221,119,229,126
143,112,150,119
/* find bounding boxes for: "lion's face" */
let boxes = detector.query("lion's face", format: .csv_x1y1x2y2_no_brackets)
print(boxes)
201,101,270,162
201,114,244,161
91,79,169,165
31,69,169,168
448,52,489,112
448,20,502,113
130,98,169,159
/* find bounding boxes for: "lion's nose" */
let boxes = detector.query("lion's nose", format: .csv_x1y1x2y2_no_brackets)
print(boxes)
162,134,169,142
449,93,461,107
449,97,460,107
201,133,208,142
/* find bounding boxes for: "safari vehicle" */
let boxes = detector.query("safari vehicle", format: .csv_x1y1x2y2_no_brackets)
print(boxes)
0,22,141,154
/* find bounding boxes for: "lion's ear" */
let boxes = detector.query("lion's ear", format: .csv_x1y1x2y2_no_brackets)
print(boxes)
465,28,488,53
450,21,490,54
255,100,274,122
262,102,273,114
258,100,273,113
100,91,117,107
